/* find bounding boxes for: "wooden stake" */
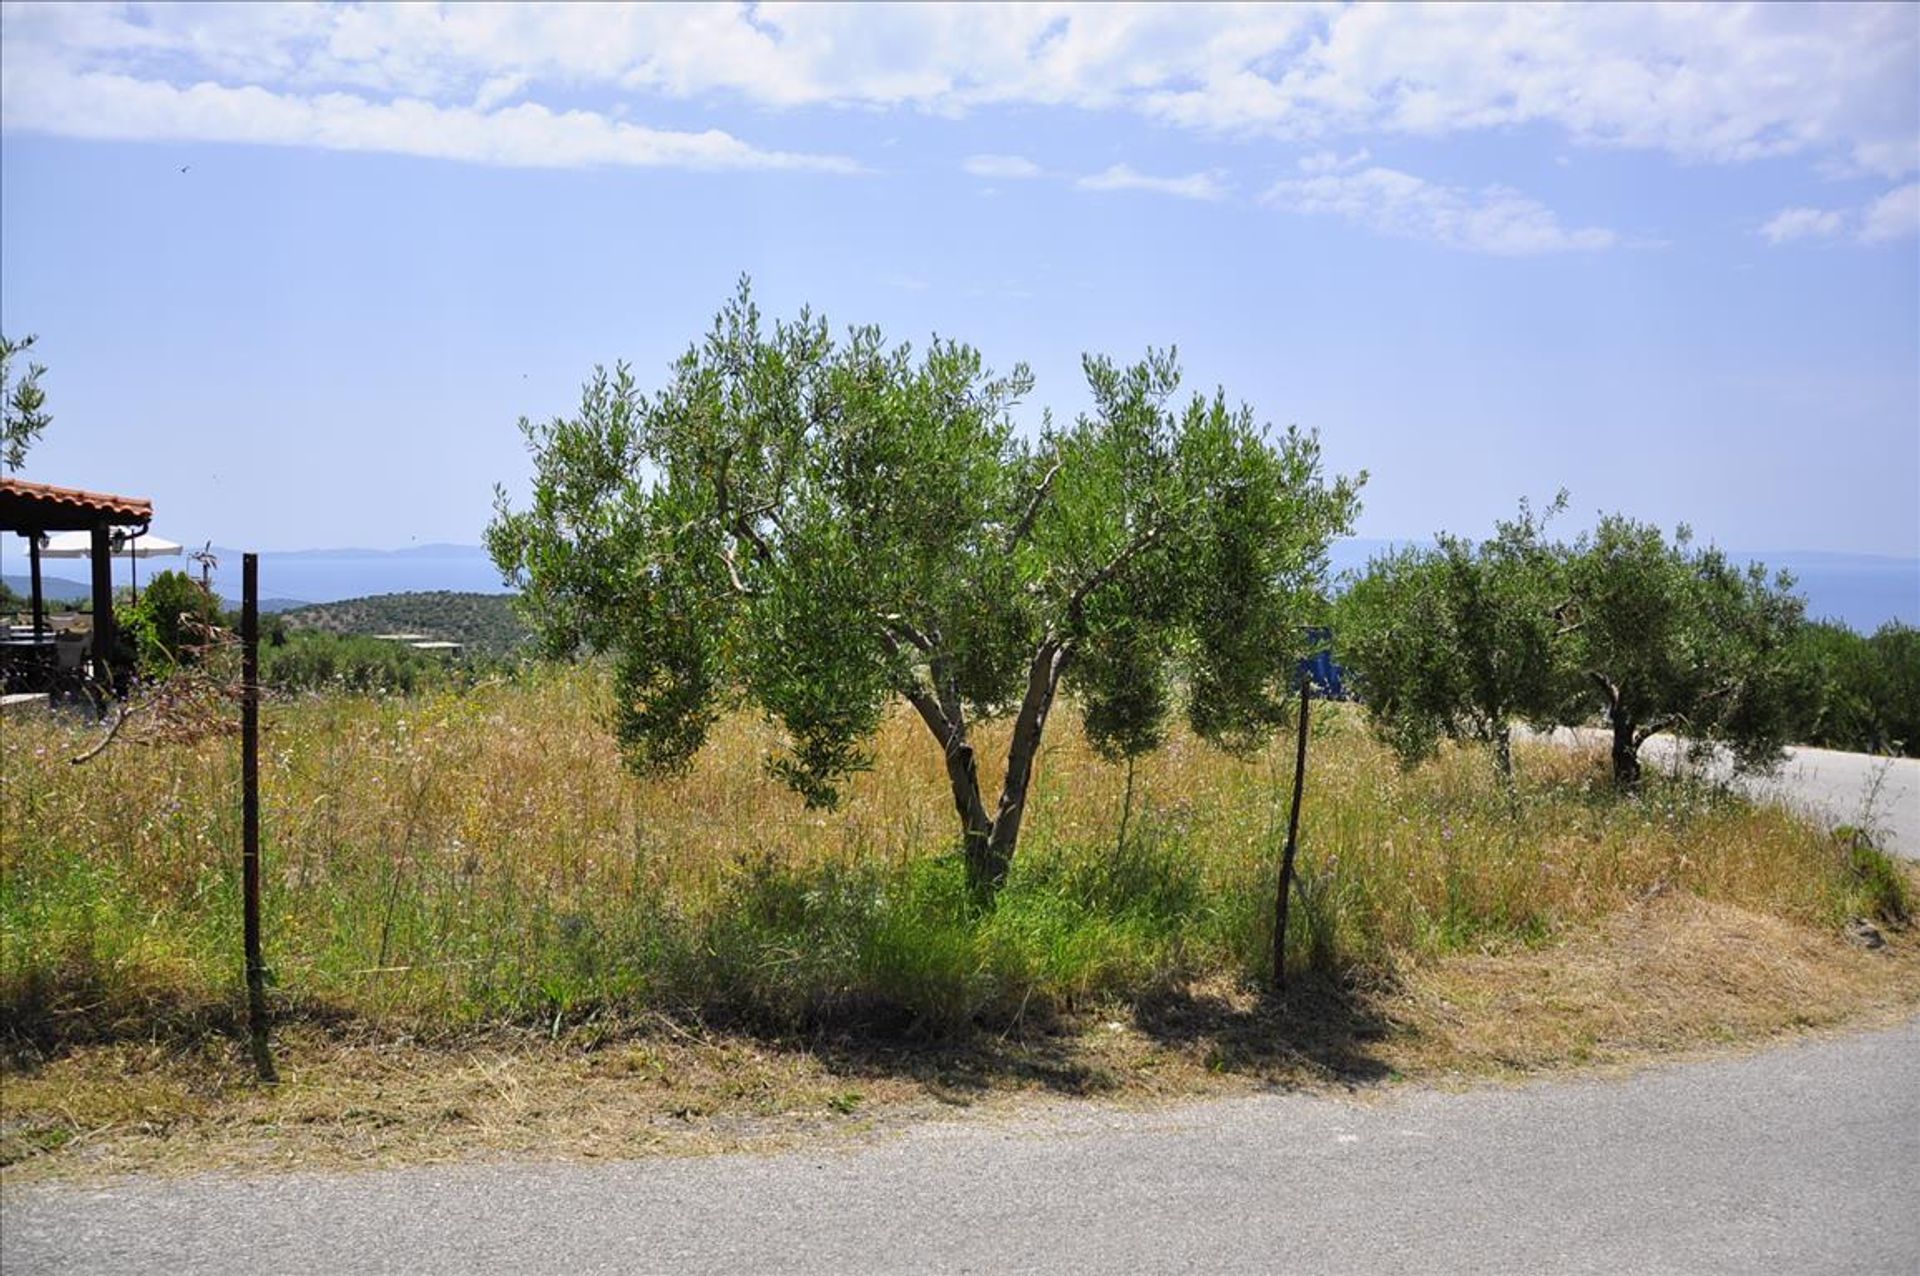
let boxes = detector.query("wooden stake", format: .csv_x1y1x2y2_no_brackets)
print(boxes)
242,553,277,1083
1273,673,1311,994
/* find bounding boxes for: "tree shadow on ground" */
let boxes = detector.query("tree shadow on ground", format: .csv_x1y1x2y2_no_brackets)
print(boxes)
790,972,1400,1101
799,1026,1124,1101
1128,974,1399,1088
5,969,1401,1101
0,974,361,1072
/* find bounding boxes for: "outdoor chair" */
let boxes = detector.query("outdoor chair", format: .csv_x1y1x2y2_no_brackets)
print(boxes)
54,631,89,672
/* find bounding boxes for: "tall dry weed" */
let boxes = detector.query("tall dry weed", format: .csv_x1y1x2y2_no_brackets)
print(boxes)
1,667,1892,1040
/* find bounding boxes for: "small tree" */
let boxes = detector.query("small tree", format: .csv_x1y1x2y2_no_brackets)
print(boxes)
1797,621,1920,756
125,569,227,672
1,332,52,473
1868,623,1920,756
1561,516,1803,790
1785,620,1879,752
1337,495,1571,780
489,282,1361,897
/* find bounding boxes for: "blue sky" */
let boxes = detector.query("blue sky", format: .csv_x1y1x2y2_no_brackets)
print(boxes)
1,2,1916,559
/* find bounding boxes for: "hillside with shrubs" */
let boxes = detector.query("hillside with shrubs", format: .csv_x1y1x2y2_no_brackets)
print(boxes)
279,591,529,657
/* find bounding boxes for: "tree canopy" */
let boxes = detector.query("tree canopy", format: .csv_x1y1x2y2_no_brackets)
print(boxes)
1785,620,1919,757
1337,504,1807,790
1337,494,1571,778
1563,516,1804,788
489,281,1362,895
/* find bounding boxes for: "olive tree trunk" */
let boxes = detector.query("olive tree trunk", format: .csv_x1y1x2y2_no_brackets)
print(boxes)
1493,724,1514,783
1610,712,1642,792
1591,672,1643,792
898,638,1071,900
981,639,1070,890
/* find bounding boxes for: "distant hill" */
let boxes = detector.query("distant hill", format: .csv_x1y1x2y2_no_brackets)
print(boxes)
4,572,308,614
280,591,529,657
2,572,91,603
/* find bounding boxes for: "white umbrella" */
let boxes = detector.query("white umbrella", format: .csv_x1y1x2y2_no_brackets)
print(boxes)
39,530,185,599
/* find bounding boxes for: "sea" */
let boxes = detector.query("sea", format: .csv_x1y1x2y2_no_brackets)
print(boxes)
1326,540,1919,634
5,540,1917,633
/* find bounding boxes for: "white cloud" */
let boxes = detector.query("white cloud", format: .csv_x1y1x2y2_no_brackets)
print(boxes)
2,3,1911,179
1759,207,1845,244
1297,148,1370,175
1858,182,1920,243
472,73,530,113
1759,184,1920,246
0,61,857,173
963,153,1042,179
1264,166,1617,255
1077,163,1227,201
1139,3,1919,179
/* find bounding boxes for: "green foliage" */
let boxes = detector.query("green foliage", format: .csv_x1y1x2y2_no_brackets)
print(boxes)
1873,623,1920,755
123,570,226,672
5,674,1889,1046
1788,621,1918,756
279,592,529,658
1337,494,1572,776
1,332,52,473
261,631,457,696
1566,517,1805,784
1837,830,1911,927
491,279,1361,887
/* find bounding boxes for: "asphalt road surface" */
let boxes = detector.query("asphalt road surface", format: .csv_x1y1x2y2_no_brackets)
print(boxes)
7,1018,1918,1275
1693,742,1918,860
1531,731,1919,860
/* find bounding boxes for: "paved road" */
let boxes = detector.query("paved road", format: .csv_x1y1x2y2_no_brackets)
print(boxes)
1531,730,1920,859
1693,743,1918,859
7,1019,1917,1275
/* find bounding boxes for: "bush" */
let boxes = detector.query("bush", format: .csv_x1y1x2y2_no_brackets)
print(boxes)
1833,827,1912,926
1788,620,1919,756
261,631,457,696
120,570,225,673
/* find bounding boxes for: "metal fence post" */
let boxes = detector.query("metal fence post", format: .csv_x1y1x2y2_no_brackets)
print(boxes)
1273,673,1311,994
242,552,277,1082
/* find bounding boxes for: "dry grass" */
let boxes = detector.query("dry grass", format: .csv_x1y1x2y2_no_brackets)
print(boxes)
3,666,1915,1182
4,898,1911,1186
1392,891,1920,1076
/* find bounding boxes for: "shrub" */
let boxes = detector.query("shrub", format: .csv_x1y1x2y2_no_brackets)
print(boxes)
261,631,455,696
123,570,226,673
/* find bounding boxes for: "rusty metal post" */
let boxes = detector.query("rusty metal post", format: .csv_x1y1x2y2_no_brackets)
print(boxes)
28,532,45,640
1273,673,1311,994
242,553,277,1082
88,523,115,690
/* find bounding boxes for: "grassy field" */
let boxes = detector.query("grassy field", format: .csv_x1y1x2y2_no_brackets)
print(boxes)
2,667,1914,1177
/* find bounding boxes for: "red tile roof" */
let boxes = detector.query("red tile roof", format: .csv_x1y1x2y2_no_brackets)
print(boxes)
0,478,154,530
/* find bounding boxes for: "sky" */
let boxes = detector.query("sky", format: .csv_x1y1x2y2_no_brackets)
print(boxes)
1,1,1916,559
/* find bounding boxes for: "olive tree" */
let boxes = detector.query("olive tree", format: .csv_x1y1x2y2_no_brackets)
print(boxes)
1,332,52,473
1788,620,1920,757
1336,495,1571,780
489,282,1361,897
1561,516,1803,790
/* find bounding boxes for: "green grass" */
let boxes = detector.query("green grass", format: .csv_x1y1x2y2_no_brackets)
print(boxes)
1,666,1901,1049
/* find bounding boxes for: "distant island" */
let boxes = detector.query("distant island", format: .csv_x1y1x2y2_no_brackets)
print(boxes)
198,543,511,607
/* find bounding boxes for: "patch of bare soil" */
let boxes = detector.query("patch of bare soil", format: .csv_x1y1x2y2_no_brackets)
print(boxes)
5,895,1914,1185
